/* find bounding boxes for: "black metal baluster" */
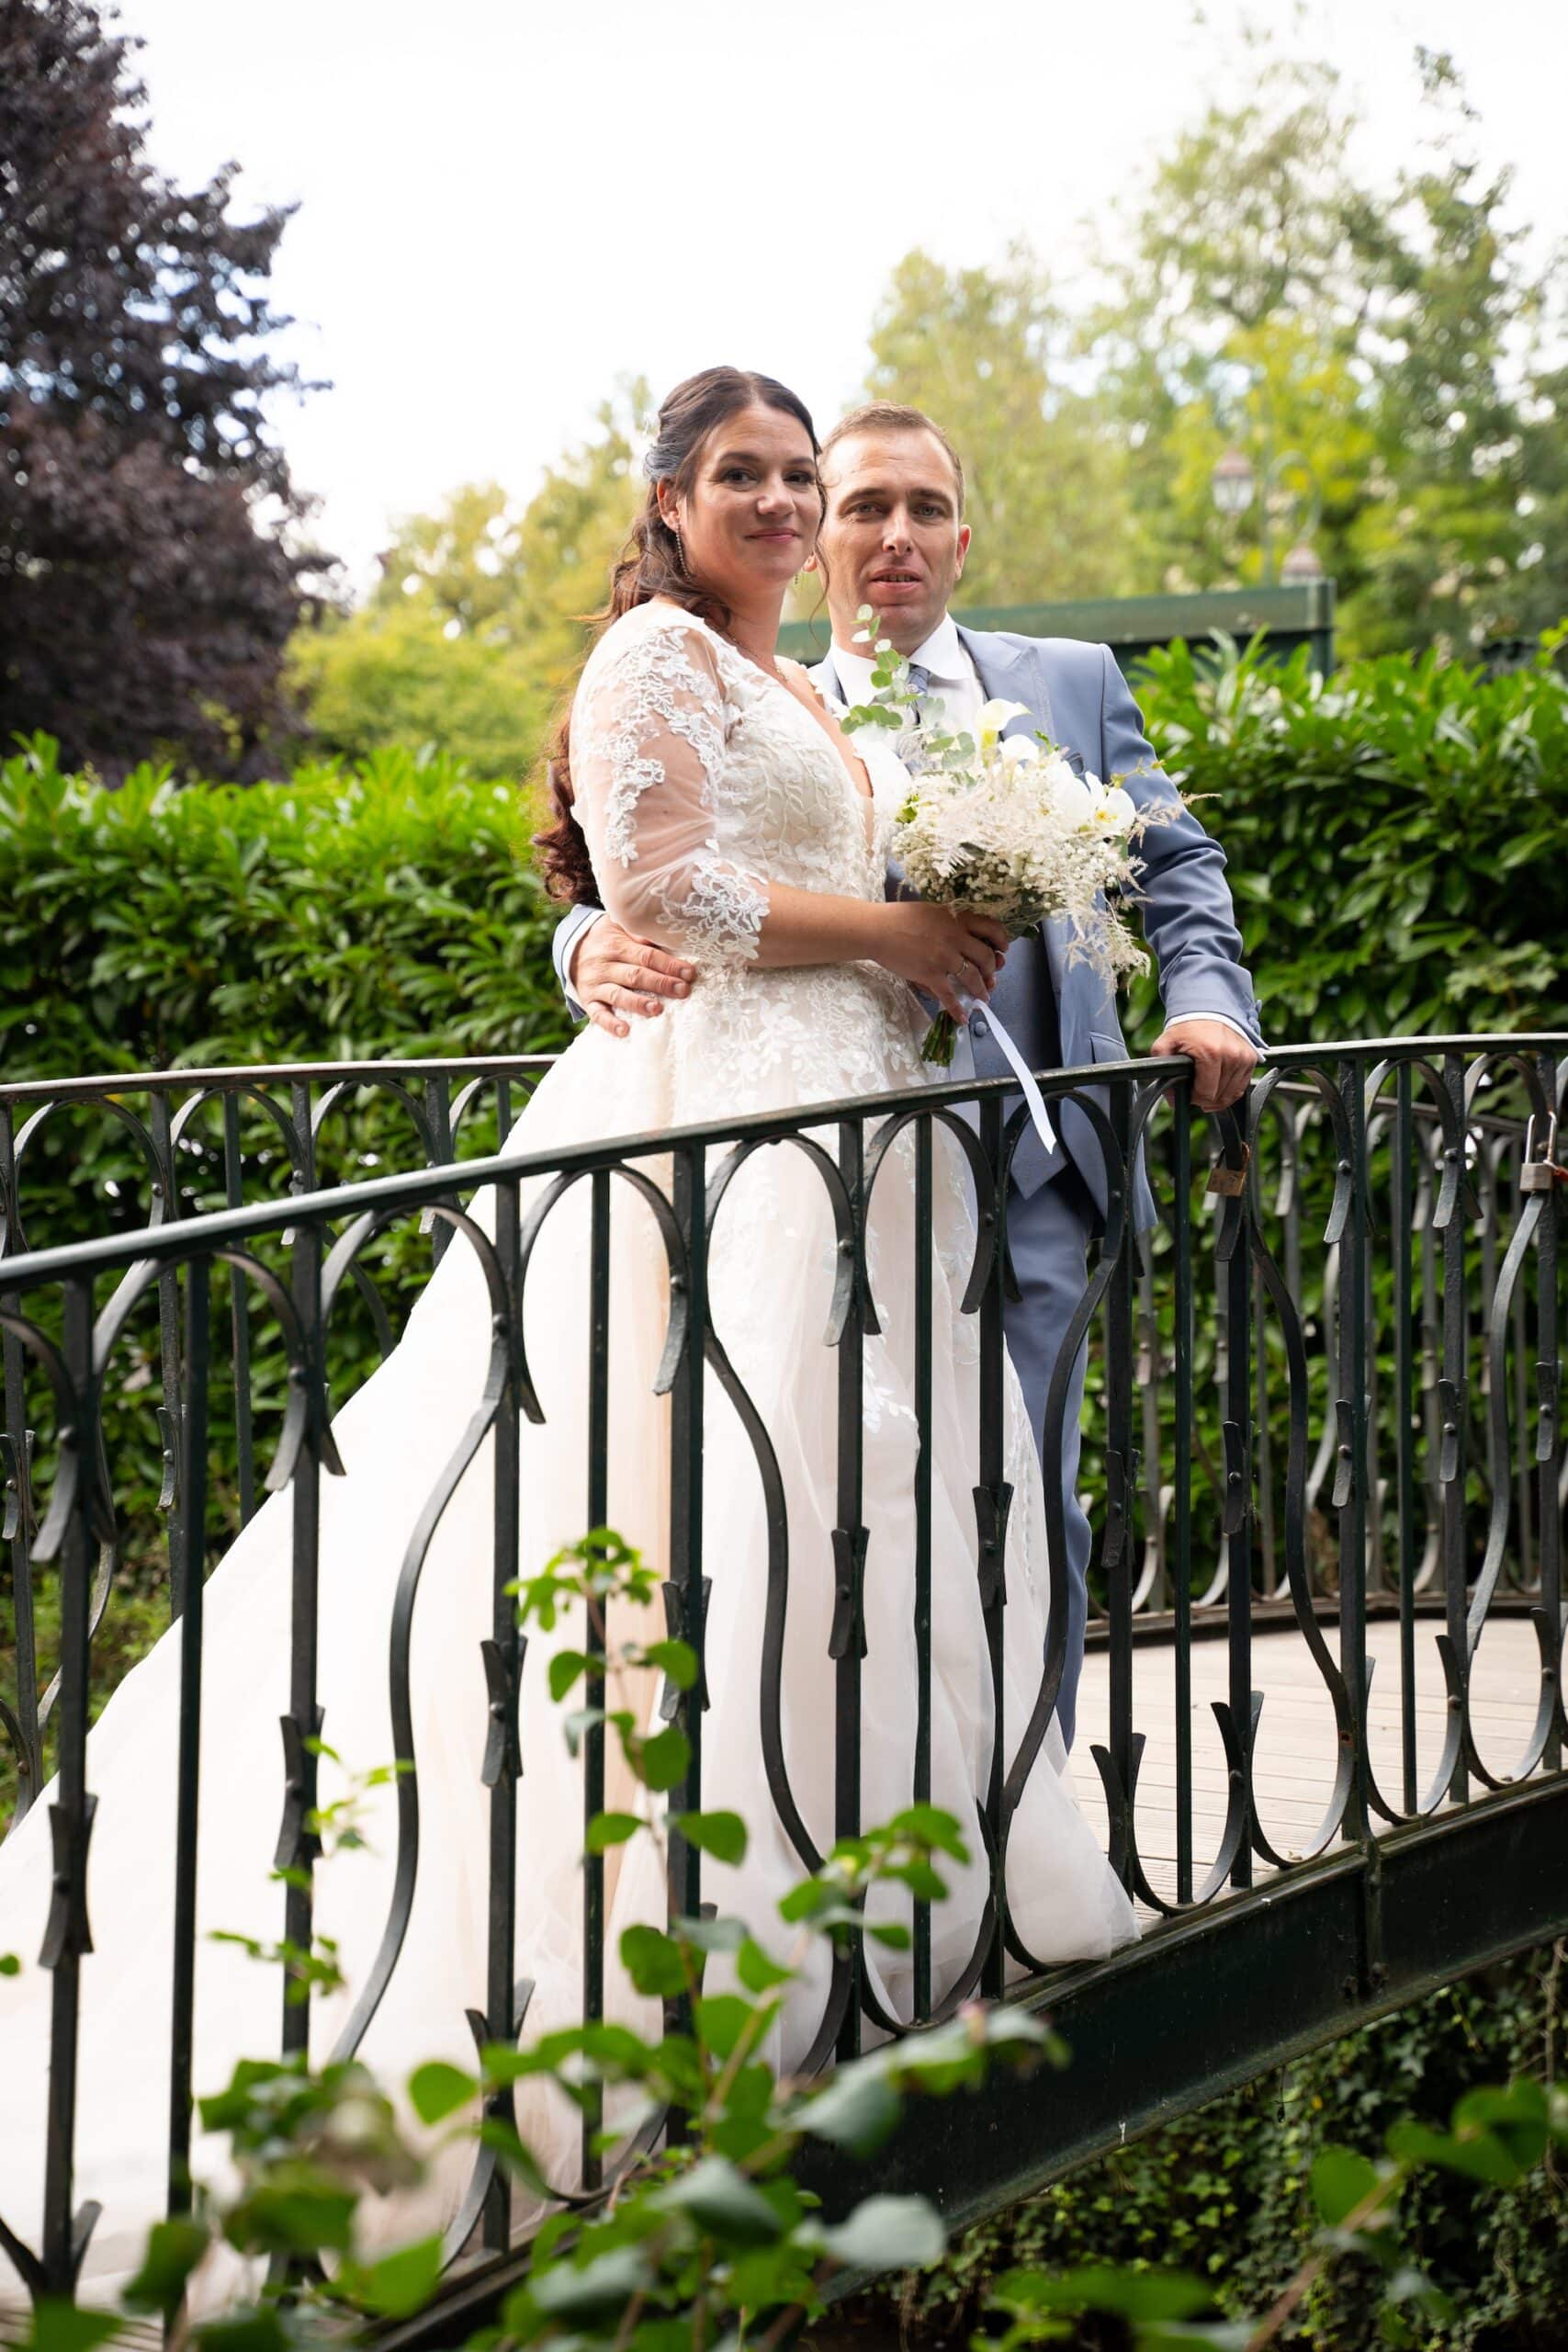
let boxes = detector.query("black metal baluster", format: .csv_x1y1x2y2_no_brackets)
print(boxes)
833,1118,870,2054
1103,1082,1138,1900
150,1093,186,1620
167,1255,210,2255
1173,1090,1194,1905
1439,1054,1470,1806
1337,1059,1371,1849
1508,1147,1535,1591
426,1077,455,1268
581,1170,611,2188
665,1145,706,2054
278,1083,323,2056
479,1177,523,2250
1221,1103,1255,1892
1393,1064,1418,1815
976,1096,1010,1997
2,1098,42,1828
222,1092,257,1527
913,1114,933,2016
40,1277,100,2295
1531,1060,1560,1772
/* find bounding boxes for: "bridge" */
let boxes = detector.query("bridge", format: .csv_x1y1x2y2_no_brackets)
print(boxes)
0,1035,1563,2328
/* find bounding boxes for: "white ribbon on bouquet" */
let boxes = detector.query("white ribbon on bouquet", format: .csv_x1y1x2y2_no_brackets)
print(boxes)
958,996,1057,1160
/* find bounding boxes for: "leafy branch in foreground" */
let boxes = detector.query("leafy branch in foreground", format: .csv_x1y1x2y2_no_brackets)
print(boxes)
10,1528,1562,2352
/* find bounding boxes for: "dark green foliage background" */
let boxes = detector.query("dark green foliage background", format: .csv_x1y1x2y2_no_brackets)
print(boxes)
1123,632,1568,1047
0,734,570,1089
869,1943,1566,2351
3,635,1564,1102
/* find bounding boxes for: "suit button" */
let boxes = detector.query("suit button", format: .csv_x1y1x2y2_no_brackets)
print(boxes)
971,1015,988,1038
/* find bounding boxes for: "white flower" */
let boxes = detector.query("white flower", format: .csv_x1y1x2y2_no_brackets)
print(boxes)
998,734,1043,769
1089,784,1137,834
975,697,1030,751
1043,759,1094,826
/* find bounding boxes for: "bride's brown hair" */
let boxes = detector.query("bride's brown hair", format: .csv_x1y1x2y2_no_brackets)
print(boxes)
534,366,822,906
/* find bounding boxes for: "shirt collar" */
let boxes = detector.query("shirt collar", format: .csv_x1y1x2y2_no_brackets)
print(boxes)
829,610,971,687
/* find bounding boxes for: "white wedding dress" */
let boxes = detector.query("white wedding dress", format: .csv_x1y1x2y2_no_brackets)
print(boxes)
0,601,1135,2310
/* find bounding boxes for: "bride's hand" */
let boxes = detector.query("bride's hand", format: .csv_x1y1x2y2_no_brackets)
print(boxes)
872,903,1009,1023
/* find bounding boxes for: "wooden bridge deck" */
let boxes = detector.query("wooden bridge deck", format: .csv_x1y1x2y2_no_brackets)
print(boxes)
1074,1612,1549,1917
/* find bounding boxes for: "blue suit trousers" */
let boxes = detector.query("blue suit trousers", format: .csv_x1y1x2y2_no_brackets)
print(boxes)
998,1165,1098,1753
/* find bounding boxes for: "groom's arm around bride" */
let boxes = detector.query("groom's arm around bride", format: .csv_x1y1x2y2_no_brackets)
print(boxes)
547,401,1263,1749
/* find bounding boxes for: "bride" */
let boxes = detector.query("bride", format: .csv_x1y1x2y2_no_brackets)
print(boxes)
0,367,1135,2309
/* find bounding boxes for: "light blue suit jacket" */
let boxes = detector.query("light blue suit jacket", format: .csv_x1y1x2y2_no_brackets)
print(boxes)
550,626,1262,1219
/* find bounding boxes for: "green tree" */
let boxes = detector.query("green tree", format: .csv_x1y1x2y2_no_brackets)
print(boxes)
855,245,1142,607
1090,40,1567,655
0,0,331,777
1348,50,1568,654
1088,49,1382,608
288,385,649,779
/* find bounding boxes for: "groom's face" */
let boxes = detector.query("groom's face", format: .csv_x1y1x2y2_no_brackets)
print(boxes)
817,427,971,655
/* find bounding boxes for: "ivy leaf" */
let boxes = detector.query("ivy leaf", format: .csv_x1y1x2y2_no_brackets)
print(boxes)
548,1649,592,1702
799,2061,900,2156
670,1809,747,1864
991,2264,1216,2321
191,2312,290,2352
527,2245,650,2324
736,1936,795,1993
408,2059,478,2124
642,1638,698,1690
815,2193,945,2274
694,1992,759,2060
585,1810,643,1854
119,2217,212,2315
671,1911,746,1955
656,2154,784,2246
639,1724,691,1792
620,1924,688,1998
333,2234,445,2318
20,2304,128,2352
888,1803,970,1860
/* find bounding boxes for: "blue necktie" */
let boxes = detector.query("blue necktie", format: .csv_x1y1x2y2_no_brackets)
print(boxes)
906,662,932,725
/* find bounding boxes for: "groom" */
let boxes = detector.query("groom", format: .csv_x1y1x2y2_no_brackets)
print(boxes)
548,401,1262,1747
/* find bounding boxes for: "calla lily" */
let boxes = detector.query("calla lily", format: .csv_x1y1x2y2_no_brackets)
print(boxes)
1044,759,1094,826
1090,785,1137,834
975,697,1030,751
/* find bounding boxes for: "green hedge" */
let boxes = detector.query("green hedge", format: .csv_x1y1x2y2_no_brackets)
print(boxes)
1128,632,1568,1043
0,734,570,1083
4,633,1564,1093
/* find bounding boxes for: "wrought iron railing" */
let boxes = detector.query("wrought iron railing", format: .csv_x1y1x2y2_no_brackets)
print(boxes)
0,1036,1563,2304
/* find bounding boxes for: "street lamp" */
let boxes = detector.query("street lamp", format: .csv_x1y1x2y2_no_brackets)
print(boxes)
1210,447,1256,518
1210,445,1321,585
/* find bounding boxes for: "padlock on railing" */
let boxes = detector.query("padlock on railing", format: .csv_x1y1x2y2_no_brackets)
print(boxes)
1519,1113,1568,1193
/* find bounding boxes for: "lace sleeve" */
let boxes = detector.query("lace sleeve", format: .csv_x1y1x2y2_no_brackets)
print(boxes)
569,615,770,965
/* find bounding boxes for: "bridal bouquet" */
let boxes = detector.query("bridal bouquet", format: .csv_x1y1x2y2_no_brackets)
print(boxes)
841,607,1162,1066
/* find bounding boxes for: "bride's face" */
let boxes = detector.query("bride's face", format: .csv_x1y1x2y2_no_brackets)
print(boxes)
658,403,822,605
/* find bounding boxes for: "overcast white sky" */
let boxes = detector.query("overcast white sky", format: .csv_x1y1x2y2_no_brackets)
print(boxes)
116,0,1568,585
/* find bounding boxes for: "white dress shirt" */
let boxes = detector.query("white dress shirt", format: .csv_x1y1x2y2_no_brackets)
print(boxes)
827,619,1258,1055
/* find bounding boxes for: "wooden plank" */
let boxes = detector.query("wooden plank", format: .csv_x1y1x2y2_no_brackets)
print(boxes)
1068,1617,1547,1919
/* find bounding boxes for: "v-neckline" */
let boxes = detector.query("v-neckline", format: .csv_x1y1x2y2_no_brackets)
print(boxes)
653,600,874,808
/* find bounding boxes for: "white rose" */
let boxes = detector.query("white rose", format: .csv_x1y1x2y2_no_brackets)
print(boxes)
998,734,1043,769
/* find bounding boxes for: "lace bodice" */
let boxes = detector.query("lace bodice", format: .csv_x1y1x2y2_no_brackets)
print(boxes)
570,601,892,965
